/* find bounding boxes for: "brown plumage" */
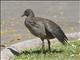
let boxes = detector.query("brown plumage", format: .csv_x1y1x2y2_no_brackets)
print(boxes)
21,9,68,51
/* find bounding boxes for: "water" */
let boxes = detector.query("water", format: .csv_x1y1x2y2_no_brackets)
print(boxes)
1,1,80,44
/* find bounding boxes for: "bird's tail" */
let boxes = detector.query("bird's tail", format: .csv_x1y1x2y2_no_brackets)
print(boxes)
52,28,68,45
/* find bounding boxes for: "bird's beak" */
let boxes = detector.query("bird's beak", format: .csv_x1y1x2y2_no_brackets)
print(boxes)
21,14,25,17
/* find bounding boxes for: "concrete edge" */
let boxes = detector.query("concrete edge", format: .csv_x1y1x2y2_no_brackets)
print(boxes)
1,38,56,60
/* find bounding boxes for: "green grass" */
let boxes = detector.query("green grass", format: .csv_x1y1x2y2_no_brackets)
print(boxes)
12,40,80,60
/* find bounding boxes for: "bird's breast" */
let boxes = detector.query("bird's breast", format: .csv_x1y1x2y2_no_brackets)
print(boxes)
25,21,46,38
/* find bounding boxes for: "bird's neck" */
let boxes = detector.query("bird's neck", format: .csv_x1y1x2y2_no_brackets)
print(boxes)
28,12,35,18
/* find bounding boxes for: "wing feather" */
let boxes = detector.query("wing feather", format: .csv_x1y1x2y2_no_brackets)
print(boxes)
45,21,68,45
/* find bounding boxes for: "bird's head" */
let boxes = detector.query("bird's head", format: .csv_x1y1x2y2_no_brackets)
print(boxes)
21,9,34,17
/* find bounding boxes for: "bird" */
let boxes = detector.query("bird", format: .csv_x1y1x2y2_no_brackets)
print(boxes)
21,9,68,52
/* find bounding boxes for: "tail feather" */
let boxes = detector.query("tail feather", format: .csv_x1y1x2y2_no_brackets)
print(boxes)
52,28,68,45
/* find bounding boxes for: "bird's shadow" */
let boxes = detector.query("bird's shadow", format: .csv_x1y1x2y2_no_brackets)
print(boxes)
22,49,63,55
7,48,64,56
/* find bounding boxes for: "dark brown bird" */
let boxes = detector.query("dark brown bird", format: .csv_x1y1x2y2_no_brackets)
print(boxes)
21,9,68,51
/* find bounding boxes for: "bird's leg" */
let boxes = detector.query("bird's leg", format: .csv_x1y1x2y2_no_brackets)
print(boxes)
41,38,45,53
47,39,51,52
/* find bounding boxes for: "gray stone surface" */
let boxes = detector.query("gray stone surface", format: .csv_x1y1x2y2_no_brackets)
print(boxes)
1,38,40,60
1,38,56,60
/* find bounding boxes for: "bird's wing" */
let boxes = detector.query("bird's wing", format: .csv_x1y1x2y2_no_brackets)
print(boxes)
44,21,68,45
